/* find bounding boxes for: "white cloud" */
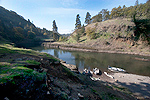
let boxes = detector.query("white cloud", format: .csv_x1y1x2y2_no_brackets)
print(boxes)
60,0,78,7
40,7,98,17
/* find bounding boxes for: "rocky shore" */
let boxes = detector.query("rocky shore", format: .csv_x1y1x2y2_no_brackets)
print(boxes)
64,63,150,99
42,42,150,57
53,55,150,99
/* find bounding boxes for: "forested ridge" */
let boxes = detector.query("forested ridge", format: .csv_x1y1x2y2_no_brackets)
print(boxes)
0,6,61,48
72,0,150,44
91,0,150,23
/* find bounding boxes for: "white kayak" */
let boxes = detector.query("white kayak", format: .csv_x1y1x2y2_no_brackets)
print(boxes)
108,66,126,72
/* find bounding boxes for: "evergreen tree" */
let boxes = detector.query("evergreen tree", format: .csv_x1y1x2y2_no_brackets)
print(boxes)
52,20,58,41
75,14,81,29
52,20,58,33
85,12,91,24
135,0,139,6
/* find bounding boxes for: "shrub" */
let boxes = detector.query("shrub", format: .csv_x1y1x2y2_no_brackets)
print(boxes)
86,27,97,39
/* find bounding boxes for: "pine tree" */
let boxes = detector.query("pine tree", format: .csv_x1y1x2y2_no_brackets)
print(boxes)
135,0,139,6
52,20,58,41
52,20,58,33
85,12,91,24
75,14,81,29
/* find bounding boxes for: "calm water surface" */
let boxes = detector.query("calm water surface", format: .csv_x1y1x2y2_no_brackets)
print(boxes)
34,47,150,76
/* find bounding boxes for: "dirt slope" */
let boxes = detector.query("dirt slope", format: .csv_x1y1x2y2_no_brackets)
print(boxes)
64,18,150,56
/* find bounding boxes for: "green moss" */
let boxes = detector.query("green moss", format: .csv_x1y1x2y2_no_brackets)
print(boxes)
0,46,16,54
25,60,41,65
62,65,75,77
43,53,58,61
91,88,98,94
0,63,46,84
0,44,47,85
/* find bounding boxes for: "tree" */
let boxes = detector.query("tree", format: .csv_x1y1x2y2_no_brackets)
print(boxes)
135,0,139,6
145,0,150,18
75,32,80,42
122,5,127,18
80,25,85,35
27,31,36,39
133,13,150,43
75,14,81,29
53,32,59,41
91,14,102,23
28,19,30,22
85,12,91,24
110,7,117,19
116,6,123,17
52,20,58,33
99,9,110,21
110,6,123,18
52,20,58,41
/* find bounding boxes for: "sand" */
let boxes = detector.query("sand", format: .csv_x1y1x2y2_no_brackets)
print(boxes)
104,72,150,99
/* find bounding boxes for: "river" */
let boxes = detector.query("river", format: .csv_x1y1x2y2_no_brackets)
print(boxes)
34,47,150,76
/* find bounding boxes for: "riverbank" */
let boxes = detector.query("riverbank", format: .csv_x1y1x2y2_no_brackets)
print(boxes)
107,73,150,99
61,60,150,99
51,54,150,99
42,42,150,57
0,44,135,99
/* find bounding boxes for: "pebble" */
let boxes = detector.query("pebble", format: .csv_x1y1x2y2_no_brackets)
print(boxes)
115,79,118,82
4,97,9,100
78,93,84,98
47,91,50,95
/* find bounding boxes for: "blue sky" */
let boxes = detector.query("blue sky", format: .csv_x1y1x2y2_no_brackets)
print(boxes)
0,0,147,34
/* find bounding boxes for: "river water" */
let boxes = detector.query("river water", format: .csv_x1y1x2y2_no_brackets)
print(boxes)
34,47,150,76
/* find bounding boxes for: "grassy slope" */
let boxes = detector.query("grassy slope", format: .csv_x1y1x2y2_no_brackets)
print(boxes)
64,18,150,56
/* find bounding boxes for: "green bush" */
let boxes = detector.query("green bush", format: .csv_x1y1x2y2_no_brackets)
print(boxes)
86,27,97,39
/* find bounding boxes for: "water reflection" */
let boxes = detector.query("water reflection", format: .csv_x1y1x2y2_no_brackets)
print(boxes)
54,49,59,58
40,48,150,76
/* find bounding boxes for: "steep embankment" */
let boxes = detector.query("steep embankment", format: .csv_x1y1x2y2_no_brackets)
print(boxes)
59,18,150,56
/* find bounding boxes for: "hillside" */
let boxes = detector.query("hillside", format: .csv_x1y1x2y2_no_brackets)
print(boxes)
62,18,150,56
0,6,61,48
57,1,150,56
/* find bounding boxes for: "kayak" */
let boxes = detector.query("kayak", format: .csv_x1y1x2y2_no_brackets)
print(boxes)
108,66,126,72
